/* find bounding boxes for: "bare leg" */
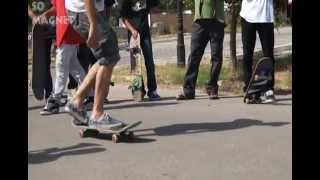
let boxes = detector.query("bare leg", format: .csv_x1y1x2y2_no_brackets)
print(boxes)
73,63,100,108
91,64,114,120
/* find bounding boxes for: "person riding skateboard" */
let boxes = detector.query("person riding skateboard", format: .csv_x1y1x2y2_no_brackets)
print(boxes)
240,0,276,103
67,0,115,103
40,0,96,115
28,0,55,105
120,0,161,101
177,0,227,100
64,0,124,129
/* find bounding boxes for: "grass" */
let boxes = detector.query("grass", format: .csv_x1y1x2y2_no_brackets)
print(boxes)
113,54,292,95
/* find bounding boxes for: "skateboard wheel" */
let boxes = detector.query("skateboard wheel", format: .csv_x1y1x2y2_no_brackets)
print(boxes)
112,134,119,143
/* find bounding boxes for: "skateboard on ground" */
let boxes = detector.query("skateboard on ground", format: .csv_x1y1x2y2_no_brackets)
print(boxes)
75,121,142,143
128,35,146,102
243,57,273,104
31,23,54,100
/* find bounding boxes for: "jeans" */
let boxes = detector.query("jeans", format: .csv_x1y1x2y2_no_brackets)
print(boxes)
183,19,224,96
53,44,86,97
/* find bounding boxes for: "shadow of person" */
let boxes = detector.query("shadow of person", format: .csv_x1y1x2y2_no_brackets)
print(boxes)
136,119,290,137
28,143,106,164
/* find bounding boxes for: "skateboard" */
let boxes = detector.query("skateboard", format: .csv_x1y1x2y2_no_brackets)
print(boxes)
128,35,146,102
243,57,273,104
76,121,142,143
31,23,55,100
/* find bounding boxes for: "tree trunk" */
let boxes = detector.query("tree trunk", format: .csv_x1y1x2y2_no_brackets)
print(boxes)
177,0,185,67
229,3,240,79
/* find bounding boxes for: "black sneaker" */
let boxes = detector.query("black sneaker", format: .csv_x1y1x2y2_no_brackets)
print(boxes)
176,91,195,100
245,94,262,104
40,96,60,115
206,86,219,100
148,91,161,101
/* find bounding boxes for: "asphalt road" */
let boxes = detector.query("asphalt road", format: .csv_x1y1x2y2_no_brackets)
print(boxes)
28,85,292,180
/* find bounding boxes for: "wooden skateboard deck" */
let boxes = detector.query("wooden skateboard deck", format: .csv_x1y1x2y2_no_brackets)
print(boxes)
128,35,146,101
31,24,55,100
75,121,142,143
243,57,273,104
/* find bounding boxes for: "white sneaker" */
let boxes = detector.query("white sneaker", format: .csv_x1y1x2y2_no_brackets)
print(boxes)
263,90,276,103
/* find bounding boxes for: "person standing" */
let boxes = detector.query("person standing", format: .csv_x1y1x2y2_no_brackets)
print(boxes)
177,0,226,100
240,0,276,103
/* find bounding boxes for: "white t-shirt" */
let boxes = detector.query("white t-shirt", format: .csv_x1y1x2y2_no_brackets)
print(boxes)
65,0,104,12
240,0,274,23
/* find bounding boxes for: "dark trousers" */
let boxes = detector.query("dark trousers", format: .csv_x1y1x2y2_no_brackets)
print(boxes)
183,19,224,96
129,32,157,93
241,18,275,91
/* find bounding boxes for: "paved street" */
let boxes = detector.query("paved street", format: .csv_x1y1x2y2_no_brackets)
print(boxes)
29,85,292,180
118,27,292,65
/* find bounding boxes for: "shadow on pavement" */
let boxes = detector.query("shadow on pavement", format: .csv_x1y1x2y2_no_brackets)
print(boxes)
28,143,106,164
135,119,290,137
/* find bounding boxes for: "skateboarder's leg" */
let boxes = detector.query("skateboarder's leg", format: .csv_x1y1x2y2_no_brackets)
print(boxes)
241,18,257,91
69,47,95,105
207,20,225,98
72,63,99,108
91,65,114,119
257,23,275,90
180,20,209,98
66,11,122,128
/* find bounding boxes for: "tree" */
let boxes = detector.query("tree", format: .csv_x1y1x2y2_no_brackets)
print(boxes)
177,0,186,67
226,1,241,79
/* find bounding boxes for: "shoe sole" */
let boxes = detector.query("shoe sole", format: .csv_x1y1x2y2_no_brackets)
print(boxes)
262,99,276,104
148,97,161,101
176,97,194,100
70,119,88,128
40,109,59,116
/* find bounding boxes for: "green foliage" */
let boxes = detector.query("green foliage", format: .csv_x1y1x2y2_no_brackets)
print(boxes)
128,75,145,93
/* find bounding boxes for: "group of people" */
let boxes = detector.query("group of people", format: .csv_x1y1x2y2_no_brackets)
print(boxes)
28,0,284,130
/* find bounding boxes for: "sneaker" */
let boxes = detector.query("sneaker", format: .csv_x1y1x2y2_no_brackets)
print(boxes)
83,96,94,110
176,91,195,100
263,90,276,104
245,94,262,104
147,91,161,101
206,86,219,100
64,101,89,124
59,94,68,106
40,96,60,115
71,118,88,127
88,114,124,129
